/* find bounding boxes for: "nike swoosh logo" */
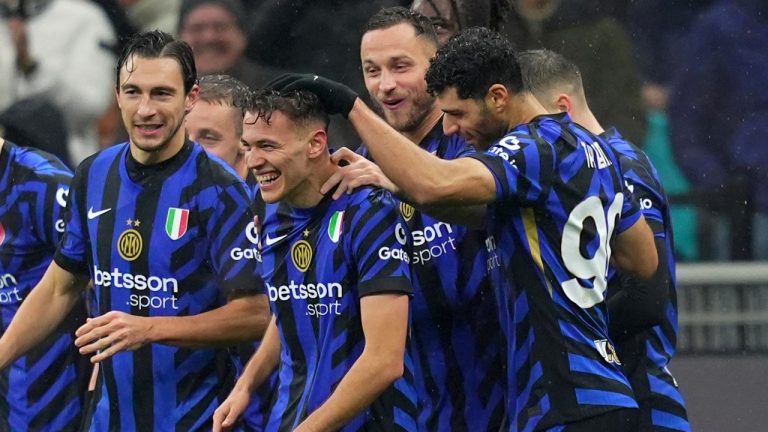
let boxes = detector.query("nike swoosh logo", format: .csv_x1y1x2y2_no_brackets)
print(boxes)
88,207,112,219
264,234,287,246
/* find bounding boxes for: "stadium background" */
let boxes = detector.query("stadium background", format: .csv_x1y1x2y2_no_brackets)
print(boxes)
1,0,767,430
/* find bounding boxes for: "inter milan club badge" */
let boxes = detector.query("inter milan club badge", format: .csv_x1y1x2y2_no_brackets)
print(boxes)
118,219,142,262
291,239,313,272
166,207,189,240
399,202,415,222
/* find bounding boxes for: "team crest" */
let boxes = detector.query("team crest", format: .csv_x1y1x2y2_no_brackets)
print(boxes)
118,222,143,262
165,208,189,240
291,240,313,272
399,202,415,222
327,211,344,243
594,339,621,365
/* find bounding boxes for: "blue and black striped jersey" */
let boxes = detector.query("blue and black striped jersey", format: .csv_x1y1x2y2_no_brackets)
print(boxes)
54,141,263,431
603,127,690,431
469,113,641,430
260,186,417,431
0,141,89,432
360,122,505,431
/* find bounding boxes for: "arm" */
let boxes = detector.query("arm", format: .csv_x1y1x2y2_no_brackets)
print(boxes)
607,235,669,342
611,215,658,280
75,293,270,362
296,293,409,432
321,147,486,228
270,75,497,207
0,261,88,369
347,99,496,207
214,315,281,432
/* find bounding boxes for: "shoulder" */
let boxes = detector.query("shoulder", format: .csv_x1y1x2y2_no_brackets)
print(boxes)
191,145,247,190
345,186,399,211
12,142,73,184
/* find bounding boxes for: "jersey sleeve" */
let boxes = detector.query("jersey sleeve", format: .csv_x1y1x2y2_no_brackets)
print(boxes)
207,181,265,298
53,164,90,275
615,172,643,234
28,170,72,247
467,131,552,207
345,189,413,297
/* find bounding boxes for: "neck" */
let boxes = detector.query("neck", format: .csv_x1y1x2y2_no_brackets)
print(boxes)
402,108,443,146
508,92,550,129
286,160,338,208
129,129,186,165
572,109,605,135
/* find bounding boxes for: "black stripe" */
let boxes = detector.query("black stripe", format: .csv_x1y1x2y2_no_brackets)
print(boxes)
130,173,165,432
95,151,124,431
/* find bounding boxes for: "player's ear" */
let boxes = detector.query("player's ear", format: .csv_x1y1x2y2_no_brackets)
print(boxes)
486,84,509,111
555,94,572,115
306,128,328,159
184,84,200,115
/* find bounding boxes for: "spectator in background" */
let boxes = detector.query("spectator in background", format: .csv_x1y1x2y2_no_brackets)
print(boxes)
179,0,279,90
1,0,116,165
669,0,768,260
411,0,511,45
499,0,646,144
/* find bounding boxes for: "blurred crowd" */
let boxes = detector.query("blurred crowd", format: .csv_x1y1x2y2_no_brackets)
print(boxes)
1,0,766,261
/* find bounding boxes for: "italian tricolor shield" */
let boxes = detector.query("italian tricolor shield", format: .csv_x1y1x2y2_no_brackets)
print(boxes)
165,208,189,240
327,211,344,243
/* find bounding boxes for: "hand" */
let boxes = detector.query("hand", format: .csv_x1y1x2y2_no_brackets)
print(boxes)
267,73,358,117
213,387,252,432
321,147,399,199
74,311,154,363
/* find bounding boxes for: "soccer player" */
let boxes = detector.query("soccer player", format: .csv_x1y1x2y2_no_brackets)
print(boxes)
0,137,88,430
321,7,505,430
186,74,251,181
213,89,417,431
0,31,269,431
186,74,273,431
270,27,658,431
518,49,690,431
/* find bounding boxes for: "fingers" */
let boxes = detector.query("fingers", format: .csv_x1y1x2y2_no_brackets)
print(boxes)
320,171,345,195
329,147,360,165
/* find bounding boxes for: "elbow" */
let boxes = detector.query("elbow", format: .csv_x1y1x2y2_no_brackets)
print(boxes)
382,360,404,384
636,250,659,281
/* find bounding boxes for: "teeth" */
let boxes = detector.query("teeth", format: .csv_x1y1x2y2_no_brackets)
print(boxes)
256,174,279,184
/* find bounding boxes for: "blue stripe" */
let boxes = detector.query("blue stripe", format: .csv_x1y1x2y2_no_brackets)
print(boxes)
568,353,628,385
651,409,691,431
648,373,687,406
575,389,637,408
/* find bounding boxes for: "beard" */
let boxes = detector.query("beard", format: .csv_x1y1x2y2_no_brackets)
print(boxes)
368,90,436,134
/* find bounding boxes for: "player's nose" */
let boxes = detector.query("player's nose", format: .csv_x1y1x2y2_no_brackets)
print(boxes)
443,116,459,136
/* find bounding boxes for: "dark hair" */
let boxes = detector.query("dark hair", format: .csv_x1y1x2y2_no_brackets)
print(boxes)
198,74,251,112
425,27,522,99
364,6,438,46
115,30,197,94
518,49,583,95
245,90,330,131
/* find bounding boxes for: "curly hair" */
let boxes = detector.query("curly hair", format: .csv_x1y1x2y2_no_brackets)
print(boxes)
425,27,523,100
245,89,329,131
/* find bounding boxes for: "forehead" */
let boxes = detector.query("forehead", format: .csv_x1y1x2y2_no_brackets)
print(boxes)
361,23,434,62
183,4,236,26
119,55,185,91
437,87,475,111
188,101,239,127
242,111,295,142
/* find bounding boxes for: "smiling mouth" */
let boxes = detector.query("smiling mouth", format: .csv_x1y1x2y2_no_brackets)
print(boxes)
256,173,280,185
135,124,163,133
381,98,406,110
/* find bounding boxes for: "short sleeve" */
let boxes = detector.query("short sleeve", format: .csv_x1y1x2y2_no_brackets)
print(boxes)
345,189,413,297
53,164,89,275
207,181,265,297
